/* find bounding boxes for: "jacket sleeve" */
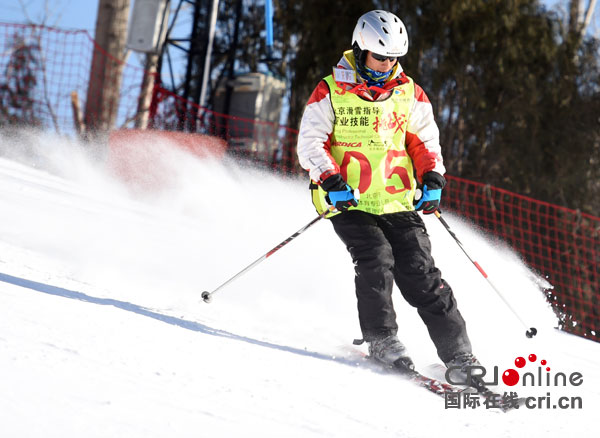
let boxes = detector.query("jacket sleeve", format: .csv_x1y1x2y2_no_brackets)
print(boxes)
405,83,446,182
297,80,340,183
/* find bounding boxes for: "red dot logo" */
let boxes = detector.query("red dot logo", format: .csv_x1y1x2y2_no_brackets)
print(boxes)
529,354,537,362
502,369,520,386
515,357,526,368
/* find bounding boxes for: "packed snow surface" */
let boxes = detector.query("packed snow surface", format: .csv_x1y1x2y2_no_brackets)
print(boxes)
0,131,597,437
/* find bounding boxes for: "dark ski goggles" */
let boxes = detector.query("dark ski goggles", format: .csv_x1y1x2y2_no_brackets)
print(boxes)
371,52,398,62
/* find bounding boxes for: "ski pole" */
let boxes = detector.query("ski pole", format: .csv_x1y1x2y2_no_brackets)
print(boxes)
201,207,335,303
433,210,537,338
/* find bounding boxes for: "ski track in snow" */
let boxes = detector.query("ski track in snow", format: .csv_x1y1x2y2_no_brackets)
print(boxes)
0,131,597,437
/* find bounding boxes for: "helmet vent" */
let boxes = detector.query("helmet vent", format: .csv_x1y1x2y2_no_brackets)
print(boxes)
378,39,385,46
382,27,389,34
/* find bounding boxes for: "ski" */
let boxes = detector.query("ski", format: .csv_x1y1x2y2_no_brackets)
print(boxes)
421,363,526,412
346,345,523,412
407,369,463,397
366,357,523,412
370,358,462,397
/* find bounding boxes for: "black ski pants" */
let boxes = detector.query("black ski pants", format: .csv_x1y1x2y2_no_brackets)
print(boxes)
330,210,472,363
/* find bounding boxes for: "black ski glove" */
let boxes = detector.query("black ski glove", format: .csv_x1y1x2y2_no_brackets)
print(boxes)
422,171,446,191
414,171,446,214
321,174,359,211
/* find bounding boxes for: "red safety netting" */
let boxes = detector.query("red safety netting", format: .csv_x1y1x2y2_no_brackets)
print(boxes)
442,175,599,341
1,22,598,342
149,86,300,173
150,90,600,342
0,22,144,134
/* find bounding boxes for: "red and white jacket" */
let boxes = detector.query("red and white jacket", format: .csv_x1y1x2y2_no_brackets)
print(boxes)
297,52,446,185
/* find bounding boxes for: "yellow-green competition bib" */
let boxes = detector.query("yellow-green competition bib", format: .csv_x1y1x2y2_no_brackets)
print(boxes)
311,75,417,216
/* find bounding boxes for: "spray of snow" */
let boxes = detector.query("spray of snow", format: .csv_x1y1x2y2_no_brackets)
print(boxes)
0,130,596,437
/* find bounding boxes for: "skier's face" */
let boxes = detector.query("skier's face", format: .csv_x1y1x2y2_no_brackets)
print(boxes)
365,51,397,73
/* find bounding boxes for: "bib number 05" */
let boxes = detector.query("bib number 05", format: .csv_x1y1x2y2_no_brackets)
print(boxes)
339,149,411,194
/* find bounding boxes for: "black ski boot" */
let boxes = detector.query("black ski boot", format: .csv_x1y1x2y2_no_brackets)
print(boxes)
445,352,485,390
369,335,415,374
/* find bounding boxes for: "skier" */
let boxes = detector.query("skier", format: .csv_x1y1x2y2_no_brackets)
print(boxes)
297,10,481,381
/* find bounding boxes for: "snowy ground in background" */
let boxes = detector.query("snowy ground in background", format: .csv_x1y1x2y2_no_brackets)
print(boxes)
0,130,597,437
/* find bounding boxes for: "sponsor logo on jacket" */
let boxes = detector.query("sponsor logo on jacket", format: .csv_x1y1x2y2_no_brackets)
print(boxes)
333,141,362,148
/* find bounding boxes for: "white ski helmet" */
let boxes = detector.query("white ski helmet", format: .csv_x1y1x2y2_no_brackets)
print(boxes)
352,10,408,58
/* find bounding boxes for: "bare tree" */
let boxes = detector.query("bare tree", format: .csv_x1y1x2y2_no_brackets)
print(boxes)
569,0,598,38
13,0,67,132
84,0,131,135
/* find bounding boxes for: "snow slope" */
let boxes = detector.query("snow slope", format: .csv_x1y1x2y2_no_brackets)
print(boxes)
0,131,597,437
